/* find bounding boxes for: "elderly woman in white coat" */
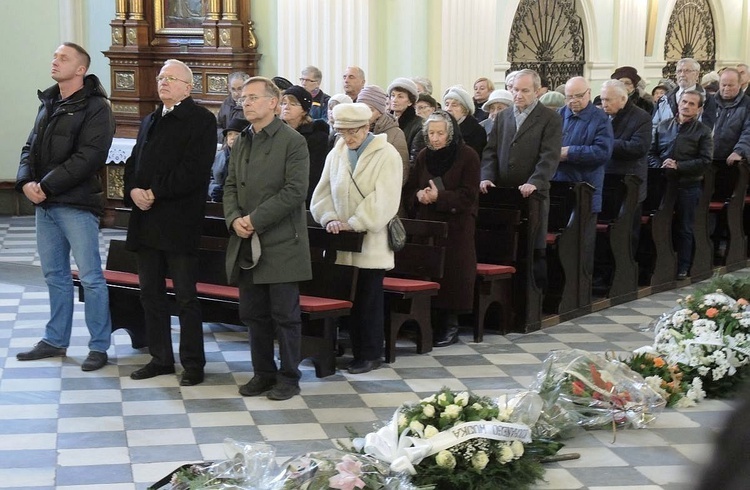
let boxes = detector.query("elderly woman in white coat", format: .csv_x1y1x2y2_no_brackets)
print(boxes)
311,103,402,374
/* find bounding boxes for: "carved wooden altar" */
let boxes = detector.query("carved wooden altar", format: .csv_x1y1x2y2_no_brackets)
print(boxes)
105,0,261,138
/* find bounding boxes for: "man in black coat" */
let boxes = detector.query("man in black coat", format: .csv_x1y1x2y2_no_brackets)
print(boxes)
124,59,217,386
652,57,716,130
15,42,115,372
596,80,652,287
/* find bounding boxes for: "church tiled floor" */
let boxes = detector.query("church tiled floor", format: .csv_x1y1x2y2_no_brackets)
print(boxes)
0,215,737,489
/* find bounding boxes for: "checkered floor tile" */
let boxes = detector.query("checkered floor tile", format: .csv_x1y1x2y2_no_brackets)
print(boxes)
0,215,739,489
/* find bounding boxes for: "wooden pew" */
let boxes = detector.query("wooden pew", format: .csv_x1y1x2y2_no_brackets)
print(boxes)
708,161,749,272
593,174,640,302
474,187,544,337
75,227,363,377
543,181,593,317
382,219,447,363
636,168,679,290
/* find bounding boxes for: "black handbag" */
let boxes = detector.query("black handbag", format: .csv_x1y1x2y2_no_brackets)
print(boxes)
348,170,405,252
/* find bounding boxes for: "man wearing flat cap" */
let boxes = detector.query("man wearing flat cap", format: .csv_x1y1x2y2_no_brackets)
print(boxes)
224,76,311,401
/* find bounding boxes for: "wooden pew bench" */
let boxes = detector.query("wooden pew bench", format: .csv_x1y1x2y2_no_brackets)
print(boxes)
636,168,678,289
593,174,640,301
543,181,593,316
707,161,749,271
74,233,362,378
382,218,447,363
473,187,544,338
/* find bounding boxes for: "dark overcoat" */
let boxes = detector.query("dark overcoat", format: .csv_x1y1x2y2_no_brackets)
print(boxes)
404,144,480,311
607,100,652,202
124,97,217,253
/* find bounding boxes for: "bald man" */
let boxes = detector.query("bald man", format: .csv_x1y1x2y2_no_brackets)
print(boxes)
554,76,614,289
343,66,366,102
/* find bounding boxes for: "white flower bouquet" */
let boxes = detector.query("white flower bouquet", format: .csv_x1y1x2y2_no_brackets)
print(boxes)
357,388,561,490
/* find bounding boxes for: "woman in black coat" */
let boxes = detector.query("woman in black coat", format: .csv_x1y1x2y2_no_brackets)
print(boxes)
403,110,480,347
282,85,330,206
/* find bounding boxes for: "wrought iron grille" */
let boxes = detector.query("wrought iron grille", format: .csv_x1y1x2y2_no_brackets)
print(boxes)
662,0,716,79
507,0,585,89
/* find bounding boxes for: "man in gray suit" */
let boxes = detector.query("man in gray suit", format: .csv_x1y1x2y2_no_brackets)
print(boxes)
480,68,563,281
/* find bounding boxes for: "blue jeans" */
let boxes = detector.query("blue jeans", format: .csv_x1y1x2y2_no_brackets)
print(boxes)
36,206,111,352
674,185,702,274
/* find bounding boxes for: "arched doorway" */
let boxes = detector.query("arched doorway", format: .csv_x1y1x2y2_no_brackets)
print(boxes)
507,0,585,89
662,0,716,78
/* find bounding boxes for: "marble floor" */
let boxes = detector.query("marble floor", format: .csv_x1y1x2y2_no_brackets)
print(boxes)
0,215,738,489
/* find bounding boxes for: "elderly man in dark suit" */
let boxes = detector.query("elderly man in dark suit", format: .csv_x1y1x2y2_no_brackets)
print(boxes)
596,79,652,287
124,59,217,386
480,68,562,287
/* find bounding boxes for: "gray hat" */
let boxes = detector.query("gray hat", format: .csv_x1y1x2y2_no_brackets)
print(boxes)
443,86,474,114
387,77,419,101
482,89,513,112
238,233,262,270
333,103,372,129
356,85,388,115
540,91,565,109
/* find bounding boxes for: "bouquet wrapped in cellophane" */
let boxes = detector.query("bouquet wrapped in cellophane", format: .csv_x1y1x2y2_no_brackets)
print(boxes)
530,349,667,439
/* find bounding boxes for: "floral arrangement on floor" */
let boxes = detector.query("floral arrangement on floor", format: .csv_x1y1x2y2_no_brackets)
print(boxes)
530,349,667,439
357,388,562,490
633,291,750,399
623,352,702,408
279,449,411,490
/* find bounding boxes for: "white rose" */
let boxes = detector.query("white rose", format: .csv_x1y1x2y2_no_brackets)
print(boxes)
435,450,456,469
409,420,425,434
443,404,462,419
437,393,450,406
498,445,515,464
422,404,436,417
471,450,489,470
510,440,525,458
398,413,408,430
455,392,470,407
422,394,436,404
424,425,439,438
471,402,484,411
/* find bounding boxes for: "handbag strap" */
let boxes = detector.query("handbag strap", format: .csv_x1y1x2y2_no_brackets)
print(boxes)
348,168,366,199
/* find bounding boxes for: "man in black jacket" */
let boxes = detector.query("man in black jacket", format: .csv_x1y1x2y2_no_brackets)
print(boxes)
15,42,115,372
649,90,713,280
124,59,217,386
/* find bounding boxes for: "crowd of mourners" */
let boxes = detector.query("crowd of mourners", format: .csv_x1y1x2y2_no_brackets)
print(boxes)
15,42,750,400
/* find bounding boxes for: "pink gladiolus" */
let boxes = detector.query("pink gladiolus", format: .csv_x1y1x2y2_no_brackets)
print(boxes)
329,457,366,490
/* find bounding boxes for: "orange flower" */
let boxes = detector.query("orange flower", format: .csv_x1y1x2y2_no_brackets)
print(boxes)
738,298,749,306
572,380,586,396
653,357,666,368
706,307,719,318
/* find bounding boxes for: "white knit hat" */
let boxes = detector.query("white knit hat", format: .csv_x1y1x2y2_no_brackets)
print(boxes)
482,89,513,111
443,86,474,114
332,103,372,129
387,77,419,100
328,93,353,108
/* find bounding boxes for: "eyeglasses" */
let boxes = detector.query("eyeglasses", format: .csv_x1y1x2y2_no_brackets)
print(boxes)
565,89,590,101
336,127,365,137
155,75,190,84
238,95,271,105
299,77,318,84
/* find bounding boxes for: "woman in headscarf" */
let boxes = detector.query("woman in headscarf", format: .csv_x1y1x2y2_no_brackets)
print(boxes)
281,85,330,206
403,110,480,347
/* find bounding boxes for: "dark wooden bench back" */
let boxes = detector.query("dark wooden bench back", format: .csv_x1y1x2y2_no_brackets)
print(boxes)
600,174,641,223
392,218,448,280
548,181,594,232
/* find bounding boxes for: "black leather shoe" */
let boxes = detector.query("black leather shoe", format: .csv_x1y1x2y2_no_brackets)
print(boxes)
180,369,204,386
347,359,382,374
16,341,66,361
267,383,300,400
81,351,108,371
239,376,275,396
676,271,688,281
130,362,175,380
433,326,460,347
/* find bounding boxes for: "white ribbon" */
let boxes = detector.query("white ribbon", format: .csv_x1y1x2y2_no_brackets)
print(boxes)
357,413,531,474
